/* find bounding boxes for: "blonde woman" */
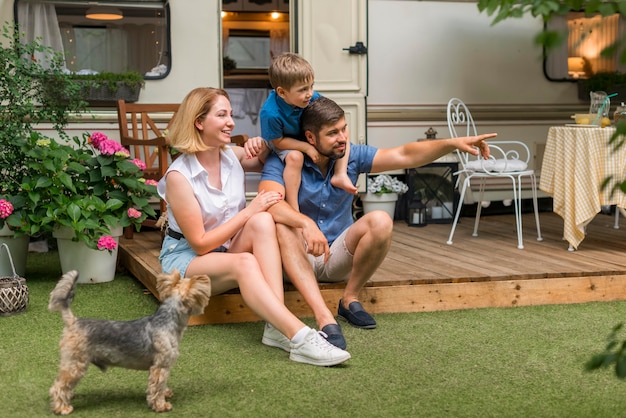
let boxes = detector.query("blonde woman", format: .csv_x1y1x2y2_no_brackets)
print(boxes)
158,87,350,367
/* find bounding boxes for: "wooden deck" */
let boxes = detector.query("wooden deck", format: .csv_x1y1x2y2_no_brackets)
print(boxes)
118,211,626,326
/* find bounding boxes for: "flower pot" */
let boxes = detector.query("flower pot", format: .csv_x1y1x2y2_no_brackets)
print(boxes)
53,225,123,284
361,192,399,219
0,225,29,277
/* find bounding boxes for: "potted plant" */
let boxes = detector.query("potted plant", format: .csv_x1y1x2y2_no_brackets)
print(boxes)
69,71,145,103
0,22,87,275
20,131,158,283
361,174,408,218
577,72,626,102
223,55,237,75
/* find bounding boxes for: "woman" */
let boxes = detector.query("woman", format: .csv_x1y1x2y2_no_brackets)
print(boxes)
158,87,350,367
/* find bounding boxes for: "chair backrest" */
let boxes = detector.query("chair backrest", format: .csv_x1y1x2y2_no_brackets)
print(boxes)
447,98,479,171
446,98,531,174
447,98,478,139
116,100,180,182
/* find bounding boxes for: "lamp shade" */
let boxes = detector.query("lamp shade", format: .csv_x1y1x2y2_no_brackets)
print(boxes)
86,6,123,20
567,57,585,73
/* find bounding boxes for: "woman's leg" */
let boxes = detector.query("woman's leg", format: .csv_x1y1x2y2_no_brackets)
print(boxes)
229,212,284,303
185,239,351,366
186,250,302,339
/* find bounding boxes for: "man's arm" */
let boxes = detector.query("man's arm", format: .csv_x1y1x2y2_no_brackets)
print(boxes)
259,178,330,259
370,133,495,173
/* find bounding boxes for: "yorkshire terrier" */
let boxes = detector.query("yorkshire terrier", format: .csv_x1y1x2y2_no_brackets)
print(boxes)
48,269,211,415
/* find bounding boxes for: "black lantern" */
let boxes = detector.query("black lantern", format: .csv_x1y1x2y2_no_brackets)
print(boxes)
407,196,427,227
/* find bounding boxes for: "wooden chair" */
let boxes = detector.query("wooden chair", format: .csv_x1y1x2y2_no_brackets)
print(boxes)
116,100,180,238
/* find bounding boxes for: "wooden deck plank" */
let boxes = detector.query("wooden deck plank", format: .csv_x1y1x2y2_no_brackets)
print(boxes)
118,211,626,325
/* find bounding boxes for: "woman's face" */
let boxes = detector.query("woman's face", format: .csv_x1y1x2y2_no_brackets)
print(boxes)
194,94,235,146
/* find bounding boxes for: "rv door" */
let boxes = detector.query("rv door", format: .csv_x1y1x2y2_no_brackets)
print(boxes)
295,0,367,148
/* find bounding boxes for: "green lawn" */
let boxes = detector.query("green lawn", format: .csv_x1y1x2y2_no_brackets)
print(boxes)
1,251,625,417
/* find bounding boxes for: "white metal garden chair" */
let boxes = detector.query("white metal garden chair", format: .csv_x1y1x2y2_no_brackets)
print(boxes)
446,98,543,249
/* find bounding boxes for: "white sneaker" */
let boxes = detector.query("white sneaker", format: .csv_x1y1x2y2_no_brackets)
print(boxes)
262,323,291,352
289,328,351,366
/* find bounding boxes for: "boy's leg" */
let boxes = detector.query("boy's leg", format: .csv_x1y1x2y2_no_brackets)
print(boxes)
284,151,304,211
330,141,358,194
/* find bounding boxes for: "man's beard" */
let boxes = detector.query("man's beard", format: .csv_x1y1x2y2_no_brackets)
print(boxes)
317,143,346,161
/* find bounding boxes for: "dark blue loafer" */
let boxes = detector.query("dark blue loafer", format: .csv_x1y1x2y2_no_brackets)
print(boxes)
319,323,347,350
337,299,377,329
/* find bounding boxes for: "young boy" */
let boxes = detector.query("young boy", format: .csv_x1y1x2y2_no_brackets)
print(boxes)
259,52,357,210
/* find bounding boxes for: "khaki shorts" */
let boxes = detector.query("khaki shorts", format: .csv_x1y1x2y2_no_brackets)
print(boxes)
299,228,354,283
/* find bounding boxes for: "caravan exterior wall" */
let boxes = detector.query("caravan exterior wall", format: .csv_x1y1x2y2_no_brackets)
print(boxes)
0,0,585,200
367,1,583,201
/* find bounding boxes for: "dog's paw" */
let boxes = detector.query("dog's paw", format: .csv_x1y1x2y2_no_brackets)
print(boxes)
52,404,74,415
152,401,172,412
164,388,173,398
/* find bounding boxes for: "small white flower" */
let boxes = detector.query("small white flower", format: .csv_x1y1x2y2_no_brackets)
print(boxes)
367,174,408,194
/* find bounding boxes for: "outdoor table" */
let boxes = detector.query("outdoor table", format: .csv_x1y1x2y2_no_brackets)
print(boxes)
540,125,626,250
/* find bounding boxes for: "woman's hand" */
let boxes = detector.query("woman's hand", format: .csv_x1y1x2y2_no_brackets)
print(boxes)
246,189,283,214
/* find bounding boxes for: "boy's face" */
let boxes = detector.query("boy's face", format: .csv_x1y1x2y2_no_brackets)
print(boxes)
277,80,315,109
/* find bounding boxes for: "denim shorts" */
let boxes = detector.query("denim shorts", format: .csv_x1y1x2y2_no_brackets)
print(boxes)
159,235,226,277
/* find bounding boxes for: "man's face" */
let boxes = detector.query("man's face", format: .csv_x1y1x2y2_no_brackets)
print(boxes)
307,116,349,161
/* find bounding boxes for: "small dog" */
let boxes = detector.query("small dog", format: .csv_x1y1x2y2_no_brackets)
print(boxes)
48,269,211,415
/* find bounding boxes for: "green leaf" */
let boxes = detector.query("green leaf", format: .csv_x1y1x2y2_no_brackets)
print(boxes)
57,172,76,193
34,176,52,189
105,198,124,211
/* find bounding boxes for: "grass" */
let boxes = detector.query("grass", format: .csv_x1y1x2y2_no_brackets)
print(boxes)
2,252,626,417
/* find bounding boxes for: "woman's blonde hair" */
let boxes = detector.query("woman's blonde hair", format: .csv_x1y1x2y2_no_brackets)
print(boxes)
167,87,230,154
268,52,314,90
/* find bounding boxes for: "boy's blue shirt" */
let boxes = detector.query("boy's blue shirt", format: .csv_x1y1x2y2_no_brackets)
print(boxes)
259,90,322,142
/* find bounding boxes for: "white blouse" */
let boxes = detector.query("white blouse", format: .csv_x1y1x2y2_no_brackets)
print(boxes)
157,146,246,249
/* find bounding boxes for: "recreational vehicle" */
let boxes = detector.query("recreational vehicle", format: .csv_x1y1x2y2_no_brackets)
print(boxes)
1,0,621,202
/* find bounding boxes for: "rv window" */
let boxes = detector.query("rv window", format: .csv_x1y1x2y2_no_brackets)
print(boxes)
544,12,626,81
15,0,170,79
225,30,271,70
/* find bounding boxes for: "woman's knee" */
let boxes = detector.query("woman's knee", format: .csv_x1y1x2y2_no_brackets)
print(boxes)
231,252,261,275
247,212,277,234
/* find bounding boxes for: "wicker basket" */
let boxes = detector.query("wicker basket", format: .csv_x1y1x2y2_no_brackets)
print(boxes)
0,243,29,316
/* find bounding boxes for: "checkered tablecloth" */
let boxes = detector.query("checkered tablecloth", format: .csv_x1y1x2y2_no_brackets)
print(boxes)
540,126,626,249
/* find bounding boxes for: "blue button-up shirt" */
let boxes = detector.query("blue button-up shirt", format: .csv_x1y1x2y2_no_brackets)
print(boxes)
262,143,377,245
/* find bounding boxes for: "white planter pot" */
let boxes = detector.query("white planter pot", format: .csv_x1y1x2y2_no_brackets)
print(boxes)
53,226,123,284
361,192,399,219
0,225,29,277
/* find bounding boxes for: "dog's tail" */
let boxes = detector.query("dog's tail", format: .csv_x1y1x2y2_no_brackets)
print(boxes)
48,270,79,325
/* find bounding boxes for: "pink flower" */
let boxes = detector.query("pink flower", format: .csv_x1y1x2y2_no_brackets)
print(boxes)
97,139,125,156
127,208,142,219
0,199,13,219
90,132,108,148
97,235,118,251
145,179,158,186
132,158,147,170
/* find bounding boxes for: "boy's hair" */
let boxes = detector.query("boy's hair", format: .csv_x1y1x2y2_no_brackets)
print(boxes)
301,96,345,138
268,52,314,90
168,87,230,154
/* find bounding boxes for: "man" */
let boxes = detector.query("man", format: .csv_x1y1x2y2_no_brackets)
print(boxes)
259,97,495,349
